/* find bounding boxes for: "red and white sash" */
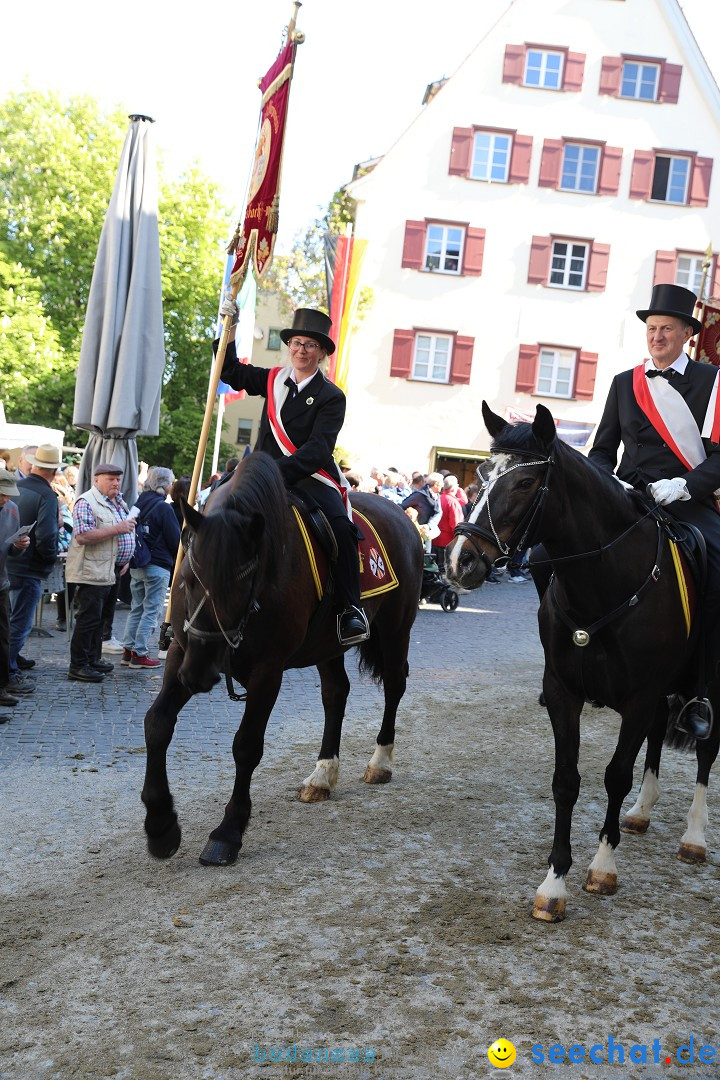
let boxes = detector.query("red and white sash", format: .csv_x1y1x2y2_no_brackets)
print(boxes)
266,365,352,519
632,363,720,470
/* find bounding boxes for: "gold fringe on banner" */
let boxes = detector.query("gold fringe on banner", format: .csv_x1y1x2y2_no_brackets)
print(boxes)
267,195,280,234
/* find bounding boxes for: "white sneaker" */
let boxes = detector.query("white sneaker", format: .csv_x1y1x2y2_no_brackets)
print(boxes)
102,637,125,654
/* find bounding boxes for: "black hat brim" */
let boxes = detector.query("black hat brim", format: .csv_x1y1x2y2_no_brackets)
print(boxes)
280,328,335,355
636,308,702,336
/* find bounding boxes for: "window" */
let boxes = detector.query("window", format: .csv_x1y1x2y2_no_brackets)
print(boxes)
560,143,600,193
651,155,690,204
525,48,564,89
471,131,511,182
236,419,253,446
536,348,576,397
412,333,452,382
653,250,719,302
676,254,709,299
401,220,485,276
620,60,659,100
425,224,464,274
390,329,475,385
549,241,589,290
267,328,282,351
515,344,598,399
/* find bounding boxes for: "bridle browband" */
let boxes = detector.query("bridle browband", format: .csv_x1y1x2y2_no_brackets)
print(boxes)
183,537,258,650
454,447,552,571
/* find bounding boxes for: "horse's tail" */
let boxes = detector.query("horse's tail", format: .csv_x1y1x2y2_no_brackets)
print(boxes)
357,622,385,685
663,722,698,753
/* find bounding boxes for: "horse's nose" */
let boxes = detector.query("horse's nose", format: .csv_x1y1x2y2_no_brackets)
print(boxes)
459,551,475,570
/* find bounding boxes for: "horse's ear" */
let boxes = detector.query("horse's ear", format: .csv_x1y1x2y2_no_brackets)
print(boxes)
181,497,204,534
532,404,557,450
482,400,507,439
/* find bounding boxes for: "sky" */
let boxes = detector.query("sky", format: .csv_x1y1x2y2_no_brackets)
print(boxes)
1,0,718,255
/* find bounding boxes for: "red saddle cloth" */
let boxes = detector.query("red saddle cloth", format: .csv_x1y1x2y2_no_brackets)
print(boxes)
291,506,399,601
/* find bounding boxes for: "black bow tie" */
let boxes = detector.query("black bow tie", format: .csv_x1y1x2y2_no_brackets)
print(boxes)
284,377,298,397
646,368,675,380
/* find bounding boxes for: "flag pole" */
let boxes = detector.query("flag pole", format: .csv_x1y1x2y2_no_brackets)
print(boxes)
158,2,303,650
690,242,714,362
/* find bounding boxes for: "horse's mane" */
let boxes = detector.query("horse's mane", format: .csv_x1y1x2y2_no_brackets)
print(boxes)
202,452,288,591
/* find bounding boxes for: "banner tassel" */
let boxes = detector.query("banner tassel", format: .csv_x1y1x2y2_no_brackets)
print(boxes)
267,195,280,234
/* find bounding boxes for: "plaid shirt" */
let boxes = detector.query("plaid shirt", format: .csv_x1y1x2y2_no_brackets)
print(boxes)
73,492,134,566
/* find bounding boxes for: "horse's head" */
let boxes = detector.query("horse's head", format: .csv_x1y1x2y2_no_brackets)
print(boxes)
445,402,556,591
175,498,265,694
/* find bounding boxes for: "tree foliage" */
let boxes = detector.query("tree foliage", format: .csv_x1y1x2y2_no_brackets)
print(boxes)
0,90,235,472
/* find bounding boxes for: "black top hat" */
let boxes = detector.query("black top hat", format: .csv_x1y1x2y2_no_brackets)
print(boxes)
636,283,702,336
280,308,335,355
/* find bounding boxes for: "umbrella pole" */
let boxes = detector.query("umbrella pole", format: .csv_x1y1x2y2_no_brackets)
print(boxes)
158,313,235,649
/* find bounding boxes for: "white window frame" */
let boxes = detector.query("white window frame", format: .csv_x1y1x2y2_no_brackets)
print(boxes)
560,143,600,194
236,419,253,446
524,49,564,90
676,254,708,300
651,155,690,205
424,224,465,275
549,241,589,291
412,333,453,383
620,60,659,101
536,347,577,398
470,131,512,183
267,328,282,351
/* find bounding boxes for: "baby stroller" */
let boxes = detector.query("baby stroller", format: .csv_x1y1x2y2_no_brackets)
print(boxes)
420,553,459,612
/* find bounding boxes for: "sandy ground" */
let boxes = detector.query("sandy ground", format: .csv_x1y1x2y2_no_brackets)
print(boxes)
1,585,719,1080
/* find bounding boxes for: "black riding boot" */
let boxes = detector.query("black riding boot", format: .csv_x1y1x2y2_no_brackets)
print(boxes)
332,515,369,645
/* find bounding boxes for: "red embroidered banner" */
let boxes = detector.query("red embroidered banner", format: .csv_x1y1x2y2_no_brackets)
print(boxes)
697,303,720,367
229,40,297,289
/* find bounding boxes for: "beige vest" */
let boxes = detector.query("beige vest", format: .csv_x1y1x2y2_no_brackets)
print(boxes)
66,486,123,586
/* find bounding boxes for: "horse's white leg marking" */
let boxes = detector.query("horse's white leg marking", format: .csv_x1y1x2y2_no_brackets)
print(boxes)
533,867,569,922
298,756,339,803
363,742,395,785
621,769,660,833
678,783,708,863
585,837,618,895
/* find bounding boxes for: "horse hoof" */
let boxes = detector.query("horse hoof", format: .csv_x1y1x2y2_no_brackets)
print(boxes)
584,870,617,895
363,766,392,785
298,784,330,803
146,820,181,860
620,815,649,835
532,895,566,922
677,843,706,864
199,838,240,866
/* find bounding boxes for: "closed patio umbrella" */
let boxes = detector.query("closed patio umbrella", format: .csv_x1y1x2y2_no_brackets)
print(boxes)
73,114,165,505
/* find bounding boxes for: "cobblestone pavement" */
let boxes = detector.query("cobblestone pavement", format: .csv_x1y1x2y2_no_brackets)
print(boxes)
0,579,543,772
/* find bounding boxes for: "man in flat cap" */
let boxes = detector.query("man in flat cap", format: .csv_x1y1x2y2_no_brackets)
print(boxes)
65,462,135,682
0,468,31,717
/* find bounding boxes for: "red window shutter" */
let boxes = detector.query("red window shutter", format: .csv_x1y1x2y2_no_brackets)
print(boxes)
538,139,563,188
599,56,622,96
508,134,533,183
587,244,610,293
574,351,598,400
462,227,486,277
502,44,526,84
629,150,655,200
653,250,677,285
449,127,473,176
658,62,682,104
689,157,713,208
390,330,414,379
450,336,475,385
563,52,585,92
528,236,551,285
516,345,540,393
401,221,426,270
597,146,623,196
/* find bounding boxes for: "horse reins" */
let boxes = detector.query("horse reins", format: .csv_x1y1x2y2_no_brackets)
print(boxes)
183,539,258,650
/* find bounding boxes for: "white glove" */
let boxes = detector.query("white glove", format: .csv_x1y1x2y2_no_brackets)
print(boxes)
649,478,691,506
219,295,238,321
613,476,634,491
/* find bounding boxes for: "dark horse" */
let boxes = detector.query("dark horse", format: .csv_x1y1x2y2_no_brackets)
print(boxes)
141,452,423,866
445,402,720,922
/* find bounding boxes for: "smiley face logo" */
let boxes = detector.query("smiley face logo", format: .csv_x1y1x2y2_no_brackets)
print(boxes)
488,1039,517,1069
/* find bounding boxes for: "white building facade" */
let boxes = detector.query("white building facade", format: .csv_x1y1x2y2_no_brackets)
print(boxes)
341,0,720,483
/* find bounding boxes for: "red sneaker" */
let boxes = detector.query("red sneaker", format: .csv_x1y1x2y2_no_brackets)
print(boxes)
129,653,161,669
121,649,133,666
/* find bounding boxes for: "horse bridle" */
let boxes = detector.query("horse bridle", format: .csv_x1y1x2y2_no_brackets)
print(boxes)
182,537,258,650
454,448,553,570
